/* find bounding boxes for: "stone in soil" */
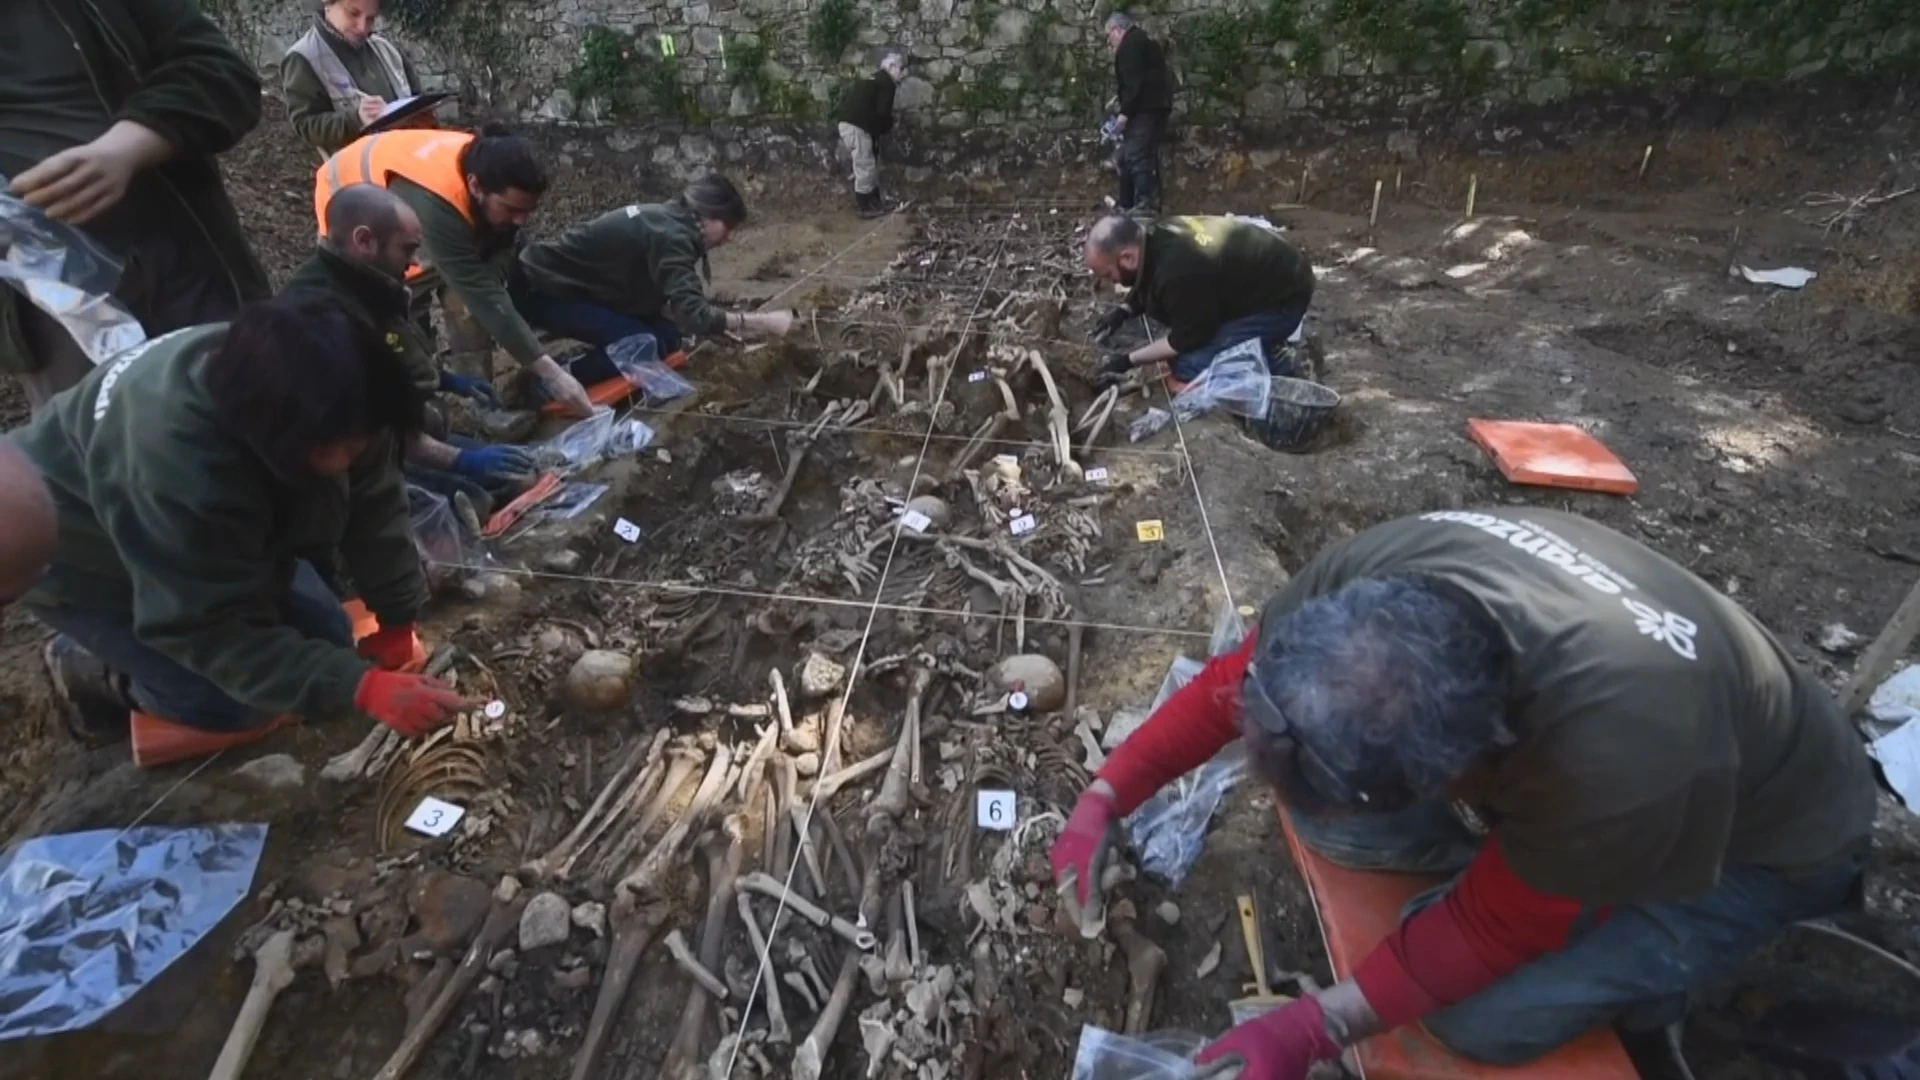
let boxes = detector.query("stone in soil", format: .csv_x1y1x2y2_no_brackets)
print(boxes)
519,892,573,950
797,650,848,697
564,649,635,712
233,753,306,791
409,872,493,951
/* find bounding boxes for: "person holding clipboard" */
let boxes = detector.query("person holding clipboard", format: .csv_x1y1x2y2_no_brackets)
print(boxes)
282,0,447,157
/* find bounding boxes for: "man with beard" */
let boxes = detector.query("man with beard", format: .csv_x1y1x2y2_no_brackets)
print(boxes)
1,0,271,410
1083,213,1314,388
283,183,535,518
12,295,467,743
313,126,593,416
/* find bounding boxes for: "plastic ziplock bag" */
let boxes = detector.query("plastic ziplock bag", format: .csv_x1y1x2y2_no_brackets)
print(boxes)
1129,407,1172,443
0,187,146,365
1073,1025,1213,1080
0,823,267,1040
607,334,693,404
1125,600,1252,885
534,408,657,473
1173,340,1273,421
407,482,470,570
542,481,609,521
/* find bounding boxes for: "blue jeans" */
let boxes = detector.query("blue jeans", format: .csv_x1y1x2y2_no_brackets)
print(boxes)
30,562,353,732
510,284,681,386
1172,310,1308,383
1288,801,1865,1065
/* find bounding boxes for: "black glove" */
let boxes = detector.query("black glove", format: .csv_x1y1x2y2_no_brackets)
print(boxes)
1091,307,1131,343
1091,351,1134,388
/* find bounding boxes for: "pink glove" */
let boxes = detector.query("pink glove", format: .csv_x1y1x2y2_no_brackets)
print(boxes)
1049,786,1118,906
1195,996,1342,1080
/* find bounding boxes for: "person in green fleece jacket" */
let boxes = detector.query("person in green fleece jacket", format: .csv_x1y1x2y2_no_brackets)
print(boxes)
1,0,271,410
11,295,467,742
280,0,427,157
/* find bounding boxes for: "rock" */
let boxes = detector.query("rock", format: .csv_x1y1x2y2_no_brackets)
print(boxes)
409,872,492,951
234,754,306,792
570,901,608,939
553,965,594,992
793,751,821,777
534,89,576,121
989,654,1066,713
1063,987,1084,1008
1155,901,1181,926
797,651,847,697
1195,940,1223,979
1525,77,1572,105
519,892,573,951
461,571,521,603
1384,129,1420,162
564,650,635,712
488,948,520,976
1837,397,1890,426
539,548,583,574
895,75,936,111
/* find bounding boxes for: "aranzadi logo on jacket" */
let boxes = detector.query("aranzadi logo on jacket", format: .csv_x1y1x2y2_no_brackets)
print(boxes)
1420,510,1700,662
91,328,197,422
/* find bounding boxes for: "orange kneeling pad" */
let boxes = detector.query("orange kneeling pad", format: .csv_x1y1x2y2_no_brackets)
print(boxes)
1465,419,1639,496
130,599,425,769
538,348,688,417
1276,806,1637,1080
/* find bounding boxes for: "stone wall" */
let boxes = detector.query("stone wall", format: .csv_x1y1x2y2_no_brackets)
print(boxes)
210,0,1917,133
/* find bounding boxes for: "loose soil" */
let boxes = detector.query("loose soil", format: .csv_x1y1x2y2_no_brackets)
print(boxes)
5,91,1920,1080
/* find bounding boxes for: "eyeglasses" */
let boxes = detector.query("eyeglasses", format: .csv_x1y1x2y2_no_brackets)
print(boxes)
1239,662,1417,814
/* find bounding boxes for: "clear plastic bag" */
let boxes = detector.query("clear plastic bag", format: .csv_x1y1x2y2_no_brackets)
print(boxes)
0,187,146,365
1124,600,1252,885
1129,407,1172,443
607,334,693,404
608,416,656,456
1174,340,1273,421
1072,1026,1214,1080
535,407,616,472
407,483,470,571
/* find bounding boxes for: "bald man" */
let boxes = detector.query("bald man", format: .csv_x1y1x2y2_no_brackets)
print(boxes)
281,183,534,517
0,438,55,603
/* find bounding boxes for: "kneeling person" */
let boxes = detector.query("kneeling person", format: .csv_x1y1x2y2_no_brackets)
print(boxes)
1053,509,1872,1074
284,183,535,517
14,297,467,742
513,174,798,391
1085,214,1314,388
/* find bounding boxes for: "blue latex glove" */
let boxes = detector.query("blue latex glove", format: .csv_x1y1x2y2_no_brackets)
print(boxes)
438,370,501,406
452,444,537,482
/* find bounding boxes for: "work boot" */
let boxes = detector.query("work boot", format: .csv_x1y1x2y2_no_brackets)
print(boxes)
44,636,135,744
856,191,884,219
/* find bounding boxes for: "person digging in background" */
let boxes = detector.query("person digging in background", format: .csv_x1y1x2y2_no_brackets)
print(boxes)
12,296,467,744
1083,214,1313,389
281,0,429,157
1,0,271,410
284,183,536,520
835,50,907,219
512,173,799,391
1052,508,1873,1077
314,126,595,417
0,439,55,606
1103,12,1173,217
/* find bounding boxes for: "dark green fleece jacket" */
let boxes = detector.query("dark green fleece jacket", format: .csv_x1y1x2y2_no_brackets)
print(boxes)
516,201,726,335
281,242,439,395
11,324,425,718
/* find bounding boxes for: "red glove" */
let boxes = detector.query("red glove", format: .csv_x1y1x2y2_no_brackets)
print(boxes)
354,669,466,737
356,623,419,671
1050,786,1119,906
1195,996,1342,1080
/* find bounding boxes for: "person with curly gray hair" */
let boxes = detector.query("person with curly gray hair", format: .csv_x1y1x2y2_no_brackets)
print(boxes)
1051,508,1873,1077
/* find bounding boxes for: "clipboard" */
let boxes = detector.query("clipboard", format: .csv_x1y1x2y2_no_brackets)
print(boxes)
361,91,455,135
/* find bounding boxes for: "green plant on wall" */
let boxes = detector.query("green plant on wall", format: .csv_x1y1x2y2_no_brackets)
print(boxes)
726,33,775,100
1319,0,1470,75
969,0,1001,41
567,25,701,122
380,0,516,97
809,0,864,62
954,60,1023,119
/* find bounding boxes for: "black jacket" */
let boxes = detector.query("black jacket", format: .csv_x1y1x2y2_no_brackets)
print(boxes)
1114,26,1172,117
281,244,438,395
836,69,897,136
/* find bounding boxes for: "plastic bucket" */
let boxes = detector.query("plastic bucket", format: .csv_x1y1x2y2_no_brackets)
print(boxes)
1245,376,1340,451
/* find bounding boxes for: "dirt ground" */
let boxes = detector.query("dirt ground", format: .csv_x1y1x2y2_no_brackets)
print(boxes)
6,88,1920,1080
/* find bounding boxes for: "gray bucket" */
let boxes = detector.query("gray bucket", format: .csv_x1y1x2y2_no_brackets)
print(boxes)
1244,376,1340,451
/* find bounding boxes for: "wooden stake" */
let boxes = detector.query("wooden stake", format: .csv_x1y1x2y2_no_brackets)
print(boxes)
1298,165,1309,204
1394,168,1403,196
1638,144,1654,181
1369,179,1383,231
1465,173,1478,218
1840,573,1920,717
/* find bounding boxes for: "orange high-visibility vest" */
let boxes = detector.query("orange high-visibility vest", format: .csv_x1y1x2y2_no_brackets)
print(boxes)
313,129,475,241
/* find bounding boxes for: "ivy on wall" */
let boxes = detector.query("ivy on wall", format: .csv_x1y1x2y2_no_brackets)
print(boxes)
567,24,701,122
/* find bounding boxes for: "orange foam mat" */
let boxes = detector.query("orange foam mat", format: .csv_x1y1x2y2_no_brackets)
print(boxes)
1276,806,1637,1080
1465,419,1639,496
131,600,424,769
